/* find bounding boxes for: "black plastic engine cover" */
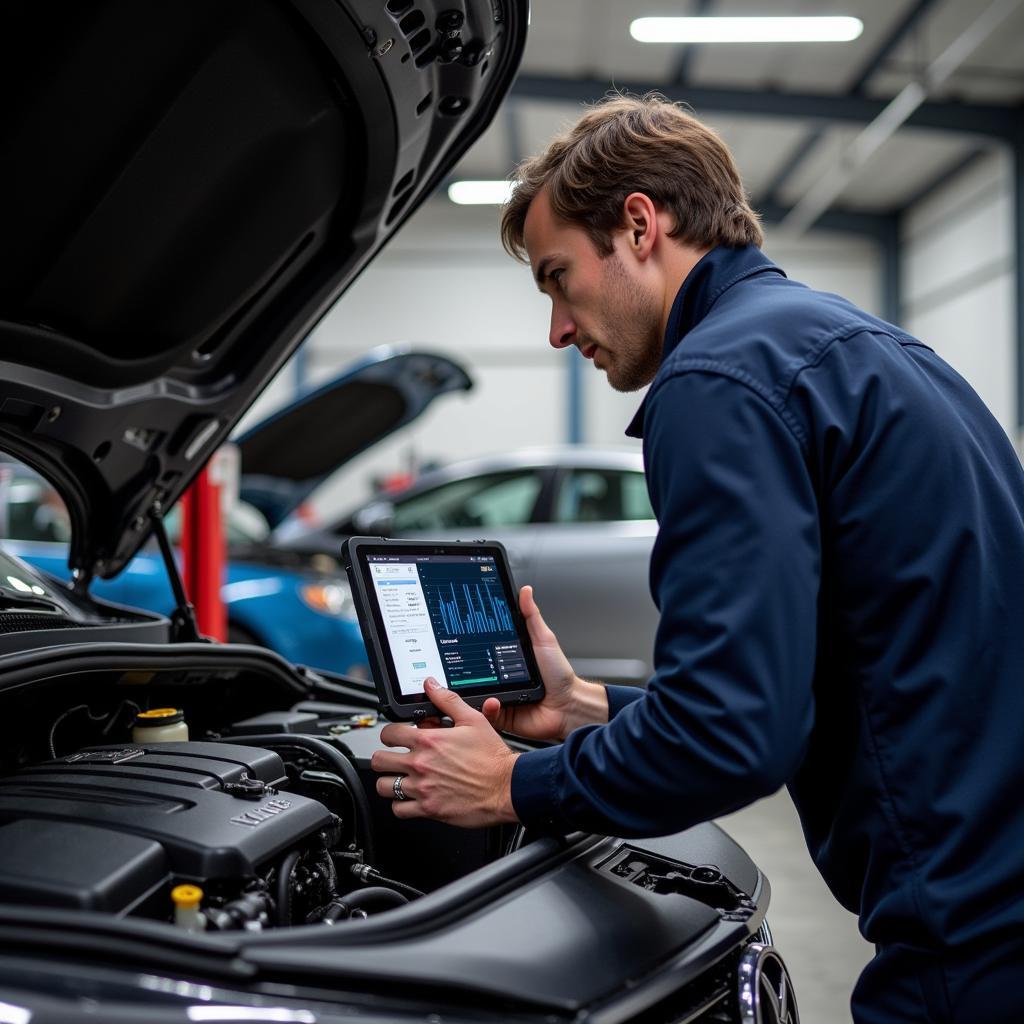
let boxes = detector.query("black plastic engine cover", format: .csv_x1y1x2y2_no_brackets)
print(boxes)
0,742,333,902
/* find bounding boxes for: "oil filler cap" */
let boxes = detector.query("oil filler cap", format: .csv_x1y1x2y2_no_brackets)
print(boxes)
223,773,269,799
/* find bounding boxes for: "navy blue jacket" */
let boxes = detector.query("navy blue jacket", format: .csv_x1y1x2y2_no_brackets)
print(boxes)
512,245,1024,960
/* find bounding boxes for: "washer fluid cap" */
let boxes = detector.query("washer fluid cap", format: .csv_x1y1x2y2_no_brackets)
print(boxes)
136,708,184,725
171,884,203,909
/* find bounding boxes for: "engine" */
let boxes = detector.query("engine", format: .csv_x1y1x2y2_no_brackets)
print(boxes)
0,738,413,930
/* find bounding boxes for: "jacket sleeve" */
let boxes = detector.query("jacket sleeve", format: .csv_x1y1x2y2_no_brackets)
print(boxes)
511,370,820,836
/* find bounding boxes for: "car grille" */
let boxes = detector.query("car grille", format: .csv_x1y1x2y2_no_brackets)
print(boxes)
626,941,799,1024
629,956,736,1024
0,613,92,634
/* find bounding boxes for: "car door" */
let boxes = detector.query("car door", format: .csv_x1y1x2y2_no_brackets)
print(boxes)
529,466,658,684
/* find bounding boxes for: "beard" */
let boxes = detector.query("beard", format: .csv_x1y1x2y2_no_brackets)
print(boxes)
585,255,663,392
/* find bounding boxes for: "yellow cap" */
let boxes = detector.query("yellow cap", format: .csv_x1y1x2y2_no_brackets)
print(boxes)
171,884,203,909
138,708,181,720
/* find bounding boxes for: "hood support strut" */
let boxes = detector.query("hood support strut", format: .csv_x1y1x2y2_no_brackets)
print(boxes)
149,506,203,643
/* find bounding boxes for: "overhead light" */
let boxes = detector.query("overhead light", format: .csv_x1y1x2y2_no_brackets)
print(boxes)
630,16,864,44
447,180,516,205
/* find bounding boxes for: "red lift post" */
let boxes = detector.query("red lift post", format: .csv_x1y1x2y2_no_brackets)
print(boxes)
180,460,227,642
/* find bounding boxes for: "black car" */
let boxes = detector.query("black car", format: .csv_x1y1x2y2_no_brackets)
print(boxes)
0,3,797,1022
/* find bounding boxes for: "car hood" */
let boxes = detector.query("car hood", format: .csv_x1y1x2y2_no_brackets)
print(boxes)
0,0,526,581
235,346,472,528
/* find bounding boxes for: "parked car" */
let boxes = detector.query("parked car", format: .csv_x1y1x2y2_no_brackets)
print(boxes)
273,447,660,683
0,347,472,677
0,4,797,1023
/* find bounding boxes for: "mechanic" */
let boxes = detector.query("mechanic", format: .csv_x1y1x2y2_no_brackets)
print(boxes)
371,95,1024,1022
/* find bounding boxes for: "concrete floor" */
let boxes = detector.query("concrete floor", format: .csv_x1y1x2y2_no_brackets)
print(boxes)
716,791,874,1023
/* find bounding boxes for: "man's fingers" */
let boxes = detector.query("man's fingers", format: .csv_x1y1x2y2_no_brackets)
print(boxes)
370,749,409,774
375,774,416,800
392,798,426,819
379,723,419,748
423,677,480,724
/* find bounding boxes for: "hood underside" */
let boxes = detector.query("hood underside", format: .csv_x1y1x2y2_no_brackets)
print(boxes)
235,347,473,527
0,0,526,579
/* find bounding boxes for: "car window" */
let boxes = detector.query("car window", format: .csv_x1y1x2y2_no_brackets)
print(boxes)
554,469,654,523
0,463,72,543
391,471,543,531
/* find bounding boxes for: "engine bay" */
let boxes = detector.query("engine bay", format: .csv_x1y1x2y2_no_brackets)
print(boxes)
0,654,515,933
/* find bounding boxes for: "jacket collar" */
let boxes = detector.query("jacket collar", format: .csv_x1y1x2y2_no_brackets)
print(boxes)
625,245,783,439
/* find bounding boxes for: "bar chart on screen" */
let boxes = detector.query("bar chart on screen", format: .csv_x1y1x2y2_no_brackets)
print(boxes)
417,559,515,639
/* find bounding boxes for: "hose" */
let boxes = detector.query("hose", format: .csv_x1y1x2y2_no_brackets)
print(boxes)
218,733,375,862
351,864,423,900
324,886,408,921
275,849,302,927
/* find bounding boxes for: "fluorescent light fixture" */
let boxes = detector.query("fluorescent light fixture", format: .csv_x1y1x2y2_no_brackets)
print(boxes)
630,16,864,44
447,180,516,205
187,1009,316,1023
0,1002,31,1024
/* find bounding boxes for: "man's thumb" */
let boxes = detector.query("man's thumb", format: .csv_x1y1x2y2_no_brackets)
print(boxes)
424,677,475,721
520,585,555,645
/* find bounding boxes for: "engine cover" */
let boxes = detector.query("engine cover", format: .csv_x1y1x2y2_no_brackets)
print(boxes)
0,742,333,914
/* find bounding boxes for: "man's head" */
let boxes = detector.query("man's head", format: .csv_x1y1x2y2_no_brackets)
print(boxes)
501,94,762,392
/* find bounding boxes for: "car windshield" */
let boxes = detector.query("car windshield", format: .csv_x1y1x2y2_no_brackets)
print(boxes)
0,463,71,543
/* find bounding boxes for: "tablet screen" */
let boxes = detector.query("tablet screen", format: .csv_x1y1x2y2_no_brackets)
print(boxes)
365,552,532,699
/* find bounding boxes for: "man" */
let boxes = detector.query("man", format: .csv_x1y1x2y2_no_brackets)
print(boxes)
371,95,1024,1021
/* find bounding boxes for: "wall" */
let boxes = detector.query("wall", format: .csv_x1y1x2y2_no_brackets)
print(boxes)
238,198,885,516
900,148,1016,437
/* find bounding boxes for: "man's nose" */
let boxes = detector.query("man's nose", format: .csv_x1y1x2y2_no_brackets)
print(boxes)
549,305,577,349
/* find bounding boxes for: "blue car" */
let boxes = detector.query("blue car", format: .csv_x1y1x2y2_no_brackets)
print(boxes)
0,347,472,676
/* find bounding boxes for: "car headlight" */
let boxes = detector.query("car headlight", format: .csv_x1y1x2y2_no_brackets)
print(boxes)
299,581,358,621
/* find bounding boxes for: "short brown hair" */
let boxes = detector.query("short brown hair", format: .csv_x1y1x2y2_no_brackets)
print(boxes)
500,93,763,261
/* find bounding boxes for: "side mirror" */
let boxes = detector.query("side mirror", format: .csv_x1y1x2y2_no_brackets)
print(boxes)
353,500,395,537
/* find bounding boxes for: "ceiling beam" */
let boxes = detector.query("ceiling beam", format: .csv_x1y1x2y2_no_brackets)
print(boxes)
758,129,827,207
779,0,1023,236
757,0,943,212
670,0,716,86
847,0,942,94
510,75,1022,141
758,201,896,241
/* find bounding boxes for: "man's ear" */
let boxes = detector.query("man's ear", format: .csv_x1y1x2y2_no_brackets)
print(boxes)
621,192,659,260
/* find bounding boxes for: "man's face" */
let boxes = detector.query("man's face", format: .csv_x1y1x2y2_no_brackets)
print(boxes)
523,189,663,393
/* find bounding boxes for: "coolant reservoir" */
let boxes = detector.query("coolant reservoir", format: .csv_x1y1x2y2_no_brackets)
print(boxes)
132,708,189,743
171,884,205,931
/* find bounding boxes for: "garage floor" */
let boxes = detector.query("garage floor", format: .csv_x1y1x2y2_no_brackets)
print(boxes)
717,791,874,1023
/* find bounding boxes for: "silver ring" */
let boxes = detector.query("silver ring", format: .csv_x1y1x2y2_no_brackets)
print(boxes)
392,775,410,802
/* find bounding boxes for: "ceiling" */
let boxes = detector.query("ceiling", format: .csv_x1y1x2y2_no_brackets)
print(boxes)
451,0,1024,224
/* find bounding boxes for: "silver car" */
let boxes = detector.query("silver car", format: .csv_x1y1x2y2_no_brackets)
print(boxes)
275,446,660,684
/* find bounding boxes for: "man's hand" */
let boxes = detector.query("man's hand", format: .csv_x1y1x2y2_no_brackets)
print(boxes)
480,585,609,742
371,679,521,828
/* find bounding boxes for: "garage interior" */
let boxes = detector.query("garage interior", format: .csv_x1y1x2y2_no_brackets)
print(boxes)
233,2,1024,1018
0,1,1021,1019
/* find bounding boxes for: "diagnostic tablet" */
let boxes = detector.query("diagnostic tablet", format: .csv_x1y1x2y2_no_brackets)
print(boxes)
343,537,546,721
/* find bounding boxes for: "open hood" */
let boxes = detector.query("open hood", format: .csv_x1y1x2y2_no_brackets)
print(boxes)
235,345,472,527
0,0,526,581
